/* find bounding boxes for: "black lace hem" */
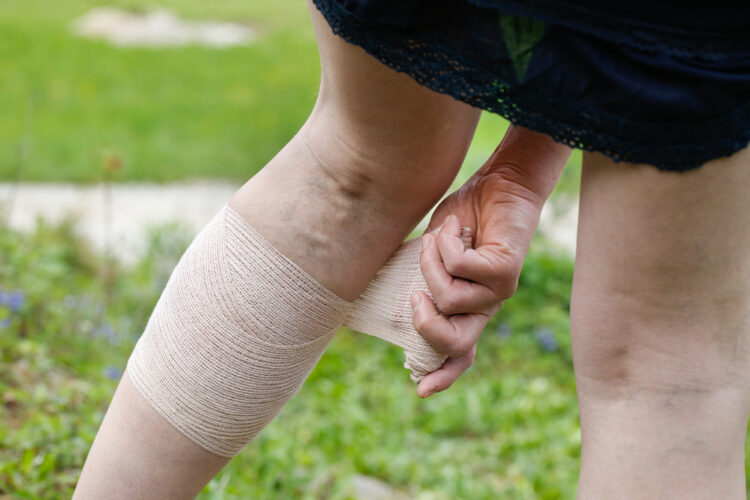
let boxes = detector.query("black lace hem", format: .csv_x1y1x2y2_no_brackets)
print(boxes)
312,0,750,171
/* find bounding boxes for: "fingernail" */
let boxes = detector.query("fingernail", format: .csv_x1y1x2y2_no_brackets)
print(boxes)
460,226,472,249
410,293,422,309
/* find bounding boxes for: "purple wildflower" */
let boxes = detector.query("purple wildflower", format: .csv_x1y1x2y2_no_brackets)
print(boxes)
62,295,79,309
6,291,24,313
495,323,511,339
104,366,123,380
93,323,118,344
0,289,25,313
535,328,558,352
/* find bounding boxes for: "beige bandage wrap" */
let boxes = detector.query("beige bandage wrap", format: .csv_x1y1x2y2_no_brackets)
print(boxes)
127,206,354,457
127,205,467,456
345,237,445,382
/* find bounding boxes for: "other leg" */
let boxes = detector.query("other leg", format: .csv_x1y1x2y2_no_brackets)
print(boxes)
572,147,750,499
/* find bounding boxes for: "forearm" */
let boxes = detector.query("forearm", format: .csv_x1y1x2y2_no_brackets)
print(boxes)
480,125,571,201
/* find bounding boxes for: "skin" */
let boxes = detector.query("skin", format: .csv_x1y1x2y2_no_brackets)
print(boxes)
74,0,569,493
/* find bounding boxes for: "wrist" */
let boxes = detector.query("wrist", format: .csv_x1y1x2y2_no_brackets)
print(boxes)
482,124,572,201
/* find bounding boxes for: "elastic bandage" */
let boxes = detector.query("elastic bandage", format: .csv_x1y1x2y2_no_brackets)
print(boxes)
127,205,468,457
127,206,353,457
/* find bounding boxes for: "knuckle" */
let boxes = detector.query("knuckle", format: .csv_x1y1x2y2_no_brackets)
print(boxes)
492,263,522,298
419,246,428,260
419,248,432,268
412,310,429,332
435,292,459,315
448,335,476,359
419,254,430,274
493,260,521,283
443,254,463,276
496,280,519,300
420,239,431,257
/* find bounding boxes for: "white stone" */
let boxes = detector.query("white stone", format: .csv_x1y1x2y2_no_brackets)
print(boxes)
352,474,411,500
0,181,239,264
0,181,577,265
72,7,256,48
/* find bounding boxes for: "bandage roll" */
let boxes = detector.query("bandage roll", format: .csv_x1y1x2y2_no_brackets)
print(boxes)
345,226,472,382
345,236,447,382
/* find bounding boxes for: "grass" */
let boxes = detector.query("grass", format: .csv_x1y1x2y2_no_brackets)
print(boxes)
0,0,581,191
0,218,581,499
1,0,319,183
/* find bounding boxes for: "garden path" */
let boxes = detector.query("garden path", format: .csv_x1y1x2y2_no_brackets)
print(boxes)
0,181,578,264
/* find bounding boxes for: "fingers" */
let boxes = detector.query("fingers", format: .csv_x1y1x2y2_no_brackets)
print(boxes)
416,346,476,398
410,290,489,359
436,215,522,300
419,232,498,315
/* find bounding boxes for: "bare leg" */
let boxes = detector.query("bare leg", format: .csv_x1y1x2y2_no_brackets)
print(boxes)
572,147,750,498
73,2,480,498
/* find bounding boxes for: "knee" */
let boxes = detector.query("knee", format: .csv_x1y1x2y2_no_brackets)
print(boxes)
301,98,480,214
570,279,750,400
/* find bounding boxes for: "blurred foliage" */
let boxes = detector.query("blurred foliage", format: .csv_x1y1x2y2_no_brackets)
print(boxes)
0,217,188,497
0,0,581,191
0,218,582,499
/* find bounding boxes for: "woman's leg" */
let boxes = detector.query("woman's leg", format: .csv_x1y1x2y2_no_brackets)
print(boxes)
73,3,480,498
572,147,750,498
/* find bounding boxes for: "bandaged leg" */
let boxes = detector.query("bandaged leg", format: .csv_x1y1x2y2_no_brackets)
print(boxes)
126,206,354,457
345,226,472,382
128,200,471,457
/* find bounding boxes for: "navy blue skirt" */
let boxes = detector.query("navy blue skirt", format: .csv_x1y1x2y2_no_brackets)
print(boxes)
312,0,750,170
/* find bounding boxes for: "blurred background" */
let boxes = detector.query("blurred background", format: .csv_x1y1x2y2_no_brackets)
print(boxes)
0,1,587,498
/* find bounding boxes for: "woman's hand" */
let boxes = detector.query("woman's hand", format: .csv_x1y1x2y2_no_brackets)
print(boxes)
412,125,572,397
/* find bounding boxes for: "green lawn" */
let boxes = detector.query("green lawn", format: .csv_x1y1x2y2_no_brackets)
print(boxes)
1,0,321,183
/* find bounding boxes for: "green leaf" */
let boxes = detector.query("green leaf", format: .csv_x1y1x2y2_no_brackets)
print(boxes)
499,14,546,83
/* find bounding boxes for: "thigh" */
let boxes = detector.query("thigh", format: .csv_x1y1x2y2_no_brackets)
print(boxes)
304,0,481,197
571,146,750,394
231,2,482,300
